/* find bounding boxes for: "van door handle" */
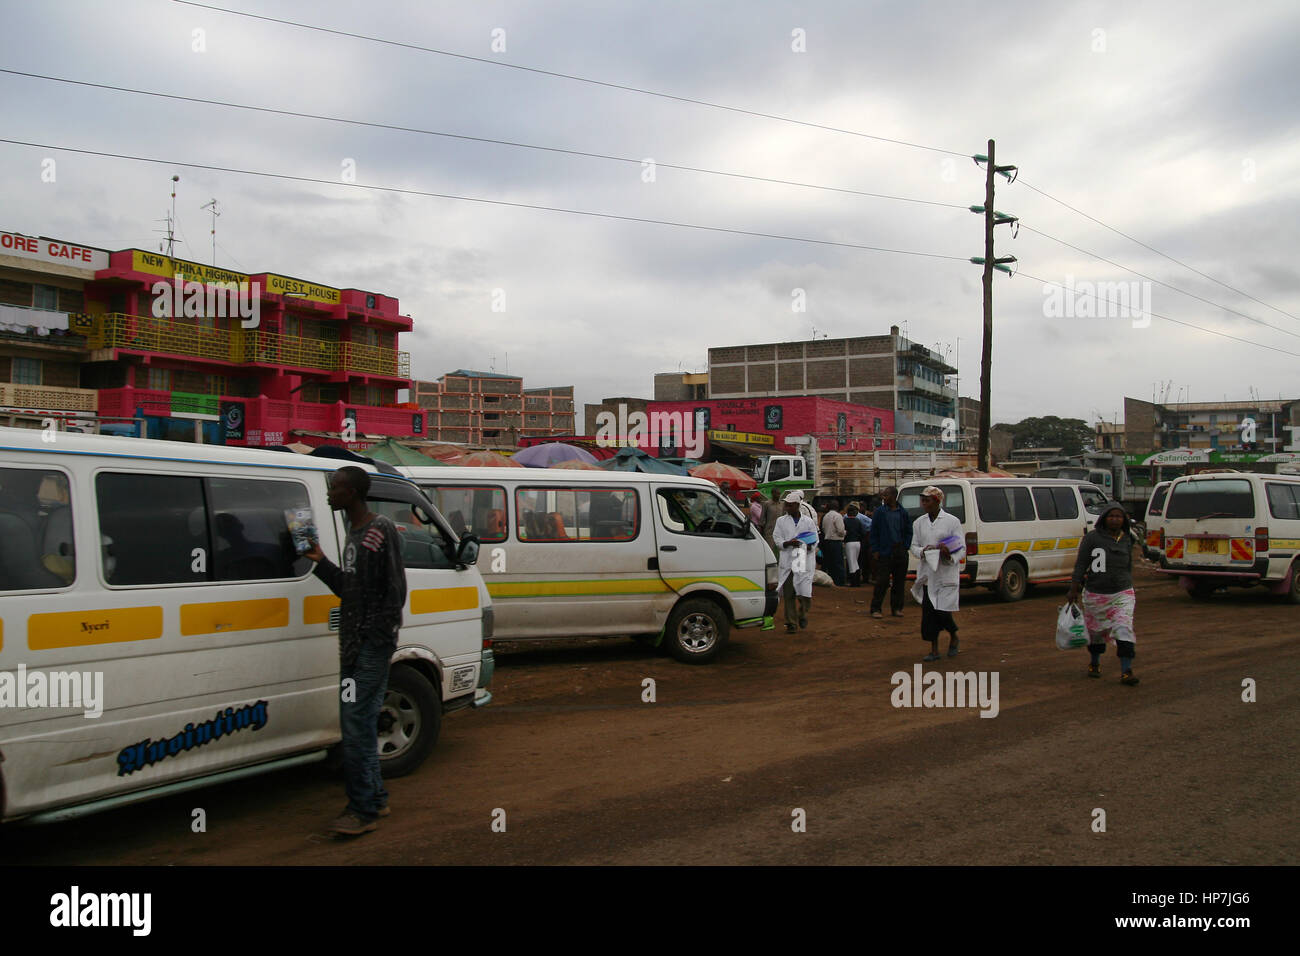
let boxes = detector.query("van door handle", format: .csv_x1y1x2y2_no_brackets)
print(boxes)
647,557,659,570
660,545,677,552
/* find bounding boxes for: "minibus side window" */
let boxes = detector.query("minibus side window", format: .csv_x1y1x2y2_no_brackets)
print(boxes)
97,473,208,585
1032,487,1058,520
0,467,75,591
1149,485,1169,516
366,498,455,570
656,488,745,537
208,476,313,581
976,487,1035,522
1266,483,1300,520
1052,487,1080,519
422,485,507,542
516,487,638,541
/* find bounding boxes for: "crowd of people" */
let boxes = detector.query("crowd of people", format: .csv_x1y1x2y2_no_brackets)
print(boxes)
745,484,1141,684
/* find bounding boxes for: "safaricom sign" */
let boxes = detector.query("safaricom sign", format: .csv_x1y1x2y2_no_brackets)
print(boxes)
0,230,108,270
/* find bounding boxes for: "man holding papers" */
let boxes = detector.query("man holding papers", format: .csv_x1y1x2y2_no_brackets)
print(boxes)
771,491,820,633
910,486,966,662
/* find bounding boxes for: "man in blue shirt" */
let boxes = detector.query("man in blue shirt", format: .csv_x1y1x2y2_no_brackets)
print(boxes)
869,485,913,619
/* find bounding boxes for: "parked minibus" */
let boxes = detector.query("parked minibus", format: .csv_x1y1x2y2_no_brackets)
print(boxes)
0,429,492,824
1157,471,1300,602
398,467,778,663
1141,480,1172,566
897,477,1108,601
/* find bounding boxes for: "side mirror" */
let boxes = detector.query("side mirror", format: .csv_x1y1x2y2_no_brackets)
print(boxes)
456,533,481,567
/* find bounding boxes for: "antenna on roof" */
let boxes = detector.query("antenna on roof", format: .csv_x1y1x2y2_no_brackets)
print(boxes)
200,198,221,265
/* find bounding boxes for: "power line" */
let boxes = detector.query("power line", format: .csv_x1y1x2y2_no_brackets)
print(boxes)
1019,223,1300,341
0,138,971,263
1018,177,1298,322
0,70,968,212
172,0,969,158
1018,269,1300,359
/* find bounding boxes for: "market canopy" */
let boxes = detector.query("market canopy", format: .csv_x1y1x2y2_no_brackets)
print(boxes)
512,442,598,467
365,437,450,467
599,446,688,475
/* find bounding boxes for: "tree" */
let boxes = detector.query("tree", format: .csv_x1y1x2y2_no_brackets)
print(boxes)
994,416,1094,457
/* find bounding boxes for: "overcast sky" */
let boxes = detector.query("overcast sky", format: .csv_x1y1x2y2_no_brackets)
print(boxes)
2,0,1297,426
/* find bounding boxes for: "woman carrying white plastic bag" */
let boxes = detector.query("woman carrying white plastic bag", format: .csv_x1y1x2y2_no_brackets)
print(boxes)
1055,602,1088,650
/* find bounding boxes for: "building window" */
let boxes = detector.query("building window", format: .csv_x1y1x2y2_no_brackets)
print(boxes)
33,284,59,310
147,368,172,391
12,357,42,385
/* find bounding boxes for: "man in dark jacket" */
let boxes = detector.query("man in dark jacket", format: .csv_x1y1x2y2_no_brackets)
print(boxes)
869,485,914,619
305,466,407,835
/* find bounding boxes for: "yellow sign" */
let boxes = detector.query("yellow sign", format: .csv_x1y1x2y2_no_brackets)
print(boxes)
265,273,341,305
131,250,250,287
707,430,775,446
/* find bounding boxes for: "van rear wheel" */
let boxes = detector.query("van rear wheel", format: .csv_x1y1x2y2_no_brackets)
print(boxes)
1188,581,1218,601
665,598,729,664
1286,561,1300,605
377,664,441,778
995,558,1027,602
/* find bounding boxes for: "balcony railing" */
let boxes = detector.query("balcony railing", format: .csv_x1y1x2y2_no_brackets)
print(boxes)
0,382,98,412
87,314,410,379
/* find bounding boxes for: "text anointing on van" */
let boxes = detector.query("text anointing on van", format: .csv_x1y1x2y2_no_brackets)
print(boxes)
116,701,269,776
0,664,103,718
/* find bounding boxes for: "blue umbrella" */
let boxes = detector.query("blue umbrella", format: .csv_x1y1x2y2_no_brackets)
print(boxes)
512,442,599,467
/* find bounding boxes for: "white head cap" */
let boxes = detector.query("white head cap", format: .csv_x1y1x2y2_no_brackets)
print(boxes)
782,491,803,503
921,485,944,501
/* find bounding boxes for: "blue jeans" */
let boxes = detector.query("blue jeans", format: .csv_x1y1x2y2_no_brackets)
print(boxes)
339,640,392,820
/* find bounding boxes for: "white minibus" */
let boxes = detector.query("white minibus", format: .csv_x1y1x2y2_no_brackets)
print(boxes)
0,429,492,824
399,467,778,663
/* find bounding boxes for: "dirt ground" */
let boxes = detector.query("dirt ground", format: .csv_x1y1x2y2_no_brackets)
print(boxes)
3,561,1297,865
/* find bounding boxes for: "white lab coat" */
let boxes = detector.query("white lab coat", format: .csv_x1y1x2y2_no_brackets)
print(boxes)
910,508,965,612
772,513,818,598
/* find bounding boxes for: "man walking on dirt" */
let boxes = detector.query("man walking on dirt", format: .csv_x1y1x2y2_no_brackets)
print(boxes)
869,486,913,619
305,466,407,836
772,491,818,632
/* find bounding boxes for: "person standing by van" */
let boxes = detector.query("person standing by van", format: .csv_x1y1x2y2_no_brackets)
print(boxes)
821,499,847,586
1067,502,1140,686
911,487,965,661
304,466,408,836
870,486,913,619
772,491,818,632
843,502,864,587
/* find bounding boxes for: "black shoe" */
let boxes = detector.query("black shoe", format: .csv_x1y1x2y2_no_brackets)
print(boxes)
947,640,959,658
799,617,808,629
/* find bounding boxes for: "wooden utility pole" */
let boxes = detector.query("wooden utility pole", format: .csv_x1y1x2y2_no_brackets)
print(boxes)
978,139,995,472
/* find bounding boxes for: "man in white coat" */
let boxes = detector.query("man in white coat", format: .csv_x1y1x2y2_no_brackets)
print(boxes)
910,485,966,661
772,491,819,633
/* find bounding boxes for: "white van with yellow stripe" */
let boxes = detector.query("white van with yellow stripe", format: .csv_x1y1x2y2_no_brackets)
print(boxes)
1156,471,1300,602
398,467,778,663
898,478,1105,601
0,429,492,824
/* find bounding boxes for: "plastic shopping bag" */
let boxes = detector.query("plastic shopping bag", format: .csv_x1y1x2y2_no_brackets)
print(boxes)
1055,602,1088,649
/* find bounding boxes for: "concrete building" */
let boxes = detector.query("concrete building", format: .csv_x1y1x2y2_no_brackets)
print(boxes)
653,371,708,402
706,325,957,447
523,385,576,438
414,369,523,446
584,396,650,435
1121,396,1300,457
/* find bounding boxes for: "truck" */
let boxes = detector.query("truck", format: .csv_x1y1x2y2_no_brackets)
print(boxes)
1032,452,1144,513
750,434,977,506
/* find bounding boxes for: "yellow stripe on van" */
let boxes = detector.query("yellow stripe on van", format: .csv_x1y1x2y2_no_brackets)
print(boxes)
1006,540,1031,552
1057,538,1080,550
977,542,1005,556
1031,539,1056,552
487,579,669,598
304,595,341,625
665,576,764,592
410,587,480,614
1270,539,1300,550
180,598,289,636
28,606,164,650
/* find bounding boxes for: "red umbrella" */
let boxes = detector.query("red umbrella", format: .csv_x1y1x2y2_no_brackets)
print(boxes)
689,461,757,491
548,459,605,470
458,450,525,467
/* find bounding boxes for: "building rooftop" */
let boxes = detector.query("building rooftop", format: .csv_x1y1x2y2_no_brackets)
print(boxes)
443,369,521,380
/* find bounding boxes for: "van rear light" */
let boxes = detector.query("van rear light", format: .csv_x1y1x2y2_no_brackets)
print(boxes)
965,531,978,556
1255,526,1268,554
481,606,495,643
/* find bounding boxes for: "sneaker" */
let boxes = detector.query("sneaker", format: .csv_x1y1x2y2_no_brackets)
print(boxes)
870,610,883,619
330,812,377,836
891,611,904,618
1120,672,1140,686
922,652,941,662
378,806,391,818
946,640,959,658
798,616,808,629
1087,663,1101,679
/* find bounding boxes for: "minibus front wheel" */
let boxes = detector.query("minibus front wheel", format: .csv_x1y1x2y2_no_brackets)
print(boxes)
377,664,441,778
995,558,1028,602
665,597,729,664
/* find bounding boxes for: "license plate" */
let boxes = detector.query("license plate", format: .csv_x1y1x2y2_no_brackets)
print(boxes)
450,665,477,693
1195,539,1226,554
